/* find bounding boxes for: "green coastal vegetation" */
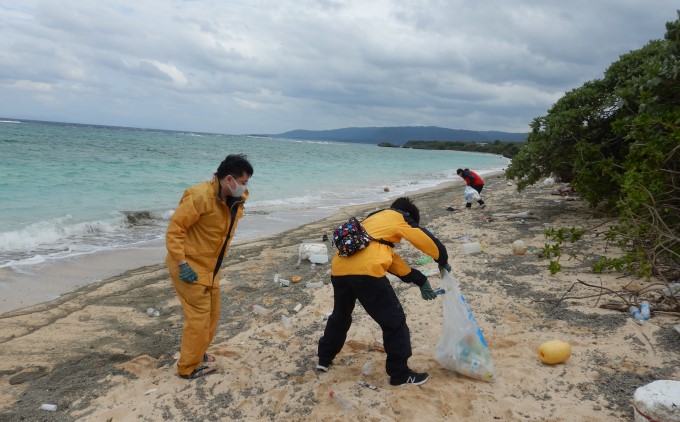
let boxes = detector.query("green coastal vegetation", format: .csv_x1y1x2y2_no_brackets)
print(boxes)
399,140,521,158
507,13,679,285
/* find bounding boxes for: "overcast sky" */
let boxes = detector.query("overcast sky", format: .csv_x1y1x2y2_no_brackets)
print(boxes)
1,1,677,135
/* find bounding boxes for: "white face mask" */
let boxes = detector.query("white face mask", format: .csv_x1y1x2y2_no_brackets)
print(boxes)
227,176,247,197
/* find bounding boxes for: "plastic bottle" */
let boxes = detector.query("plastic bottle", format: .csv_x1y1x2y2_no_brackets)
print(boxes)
329,390,352,411
462,242,482,254
361,360,375,375
251,304,271,315
629,306,645,324
416,256,433,265
640,301,651,320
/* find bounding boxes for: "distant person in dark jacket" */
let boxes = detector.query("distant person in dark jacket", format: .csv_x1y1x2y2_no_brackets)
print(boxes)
457,168,486,209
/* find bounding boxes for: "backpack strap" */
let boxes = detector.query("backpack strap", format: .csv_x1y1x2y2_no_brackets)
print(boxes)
373,238,395,248
362,210,395,248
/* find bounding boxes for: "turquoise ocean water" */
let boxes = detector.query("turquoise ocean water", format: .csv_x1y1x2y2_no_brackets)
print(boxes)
0,119,509,311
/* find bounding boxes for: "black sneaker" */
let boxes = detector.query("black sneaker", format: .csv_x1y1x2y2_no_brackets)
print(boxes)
316,364,331,372
390,371,429,386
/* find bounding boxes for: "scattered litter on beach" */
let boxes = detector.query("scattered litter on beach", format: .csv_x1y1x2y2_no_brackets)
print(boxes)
357,380,379,391
281,315,293,330
146,307,160,317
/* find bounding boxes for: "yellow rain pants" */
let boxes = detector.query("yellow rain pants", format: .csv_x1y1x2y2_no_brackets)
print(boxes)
172,278,221,376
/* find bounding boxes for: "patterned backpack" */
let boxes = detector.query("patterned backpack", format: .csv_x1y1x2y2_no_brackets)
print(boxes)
333,216,393,257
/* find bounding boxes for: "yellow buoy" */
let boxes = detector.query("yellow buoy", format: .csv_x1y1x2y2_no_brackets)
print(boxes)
538,340,572,364
291,275,302,283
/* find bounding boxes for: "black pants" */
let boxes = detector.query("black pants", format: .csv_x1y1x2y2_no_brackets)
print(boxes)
466,184,485,208
317,275,412,379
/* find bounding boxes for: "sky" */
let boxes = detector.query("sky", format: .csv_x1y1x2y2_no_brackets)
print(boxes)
1,1,677,135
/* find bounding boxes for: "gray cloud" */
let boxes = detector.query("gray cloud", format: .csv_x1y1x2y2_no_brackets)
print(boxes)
0,0,676,134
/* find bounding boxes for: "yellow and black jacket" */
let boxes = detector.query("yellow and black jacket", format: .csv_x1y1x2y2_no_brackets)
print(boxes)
331,209,448,286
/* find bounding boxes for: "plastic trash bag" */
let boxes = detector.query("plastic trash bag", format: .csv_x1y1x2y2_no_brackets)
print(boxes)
297,243,328,265
435,270,496,382
464,186,481,202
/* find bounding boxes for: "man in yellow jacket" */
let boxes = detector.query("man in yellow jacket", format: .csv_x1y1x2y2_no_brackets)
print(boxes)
166,154,253,379
317,197,450,386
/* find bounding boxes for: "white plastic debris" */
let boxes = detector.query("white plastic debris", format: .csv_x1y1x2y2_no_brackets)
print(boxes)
281,315,292,330
462,242,482,254
309,254,328,264
633,380,680,422
298,243,328,265
146,308,160,317
40,404,57,411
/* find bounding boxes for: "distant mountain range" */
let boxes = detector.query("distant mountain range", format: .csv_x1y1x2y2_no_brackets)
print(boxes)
268,126,527,144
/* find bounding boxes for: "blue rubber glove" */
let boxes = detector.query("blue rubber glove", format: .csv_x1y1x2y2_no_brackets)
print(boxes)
439,263,452,273
179,263,198,283
419,280,437,300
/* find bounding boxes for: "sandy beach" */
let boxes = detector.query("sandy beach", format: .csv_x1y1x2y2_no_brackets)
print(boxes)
1,175,678,421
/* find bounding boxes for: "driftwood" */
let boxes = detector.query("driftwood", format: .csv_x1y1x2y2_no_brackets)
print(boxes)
491,211,539,220
539,279,680,316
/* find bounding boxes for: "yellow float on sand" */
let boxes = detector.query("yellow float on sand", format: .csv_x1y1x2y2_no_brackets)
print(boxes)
538,340,572,364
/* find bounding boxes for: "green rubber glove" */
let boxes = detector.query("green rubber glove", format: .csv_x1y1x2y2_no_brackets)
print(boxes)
419,280,437,300
179,263,198,283
439,263,452,273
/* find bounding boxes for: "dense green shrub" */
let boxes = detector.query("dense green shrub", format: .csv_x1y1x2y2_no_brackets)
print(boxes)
506,12,680,279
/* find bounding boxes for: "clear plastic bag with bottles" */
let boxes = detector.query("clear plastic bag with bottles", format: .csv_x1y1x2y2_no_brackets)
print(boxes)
434,270,496,382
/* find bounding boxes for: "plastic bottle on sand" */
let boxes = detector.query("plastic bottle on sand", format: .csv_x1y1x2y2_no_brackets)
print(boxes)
281,315,292,329
329,391,352,411
629,306,644,324
640,301,651,320
251,304,271,315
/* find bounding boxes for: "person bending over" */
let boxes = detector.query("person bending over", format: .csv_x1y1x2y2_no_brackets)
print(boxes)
317,197,450,386
457,168,486,209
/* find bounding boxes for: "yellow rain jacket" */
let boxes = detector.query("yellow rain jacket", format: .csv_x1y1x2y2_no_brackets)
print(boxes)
165,178,247,287
332,209,448,285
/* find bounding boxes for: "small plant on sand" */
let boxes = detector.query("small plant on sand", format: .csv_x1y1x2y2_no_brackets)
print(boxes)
541,227,585,275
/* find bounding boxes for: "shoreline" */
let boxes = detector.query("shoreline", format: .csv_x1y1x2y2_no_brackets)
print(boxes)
1,171,678,421
0,175,474,317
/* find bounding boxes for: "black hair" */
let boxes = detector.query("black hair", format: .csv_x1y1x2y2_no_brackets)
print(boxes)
215,154,254,180
390,197,420,225
456,168,463,175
